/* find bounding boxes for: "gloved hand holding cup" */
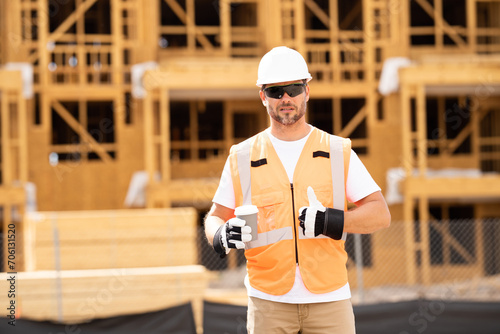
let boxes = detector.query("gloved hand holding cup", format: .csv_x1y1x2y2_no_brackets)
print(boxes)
212,204,258,258
235,204,259,241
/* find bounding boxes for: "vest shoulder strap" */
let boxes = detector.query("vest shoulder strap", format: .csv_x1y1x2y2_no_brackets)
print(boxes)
233,136,254,206
329,134,351,241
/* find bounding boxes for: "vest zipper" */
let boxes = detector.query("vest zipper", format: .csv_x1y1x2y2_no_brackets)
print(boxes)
290,183,299,264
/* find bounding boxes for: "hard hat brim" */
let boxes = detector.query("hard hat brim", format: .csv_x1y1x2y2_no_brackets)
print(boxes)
256,75,312,87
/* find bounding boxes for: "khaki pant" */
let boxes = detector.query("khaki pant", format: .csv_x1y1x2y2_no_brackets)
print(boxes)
247,297,356,334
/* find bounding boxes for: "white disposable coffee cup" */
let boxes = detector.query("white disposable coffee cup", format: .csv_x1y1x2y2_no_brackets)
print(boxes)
234,205,259,241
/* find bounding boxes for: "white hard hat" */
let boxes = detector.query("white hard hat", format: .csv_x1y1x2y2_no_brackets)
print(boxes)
256,46,312,87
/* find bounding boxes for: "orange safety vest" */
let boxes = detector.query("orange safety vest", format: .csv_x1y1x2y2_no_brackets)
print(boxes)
229,127,351,295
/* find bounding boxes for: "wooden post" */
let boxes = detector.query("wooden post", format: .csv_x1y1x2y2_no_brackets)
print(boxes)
219,0,231,56
223,101,232,153
470,96,480,169
475,207,486,276
1,92,9,271
416,85,427,177
2,92,12,183
416,83,431,285
3,0,22,63
399,0,410,56
442,204,451,266
363,0,375,84
404,194,416,285
137,0,159,62
333,98,341,136
329,0,340,82
466,0,477,52
401,83,417,284
143,88,154,208
419,196,432,285
186,0,195,53
294,0,305,54
76,0,85,85
160,88,171,207
111,0,124,86
18,90,28,182
437,97,446,155
189,101,199,161
38,0,49,87
435,0,443,51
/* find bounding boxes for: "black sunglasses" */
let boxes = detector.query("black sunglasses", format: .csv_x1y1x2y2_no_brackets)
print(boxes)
263,83,307,99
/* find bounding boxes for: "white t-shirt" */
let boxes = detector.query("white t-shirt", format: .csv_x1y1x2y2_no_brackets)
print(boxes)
213,128,381,304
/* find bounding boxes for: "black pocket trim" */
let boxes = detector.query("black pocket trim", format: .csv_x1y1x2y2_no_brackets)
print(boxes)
313,151,330,158
251,158,268,167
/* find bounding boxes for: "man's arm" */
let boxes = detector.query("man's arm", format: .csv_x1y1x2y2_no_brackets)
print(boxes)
204,203,235,244
343,191,391,234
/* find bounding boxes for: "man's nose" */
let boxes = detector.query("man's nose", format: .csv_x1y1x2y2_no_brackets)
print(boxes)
281,92,292,100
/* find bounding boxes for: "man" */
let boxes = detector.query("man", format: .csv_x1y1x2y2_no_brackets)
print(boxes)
204,46,390,333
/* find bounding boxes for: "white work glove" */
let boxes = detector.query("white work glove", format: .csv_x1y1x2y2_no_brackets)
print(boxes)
298,186,344,240
212,218,252,258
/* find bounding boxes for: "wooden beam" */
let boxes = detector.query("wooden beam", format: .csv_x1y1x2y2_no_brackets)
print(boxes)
413,0,467,48
0,264,207,329
339,0,362,30
40,86,123,99
442,107,489,155
0,186,25,203
430,218,475,264
399,63,500,85
51,101,113,163
162,0,213,50
48,0,99,44
304,0,330,28
338,104,366,138
0,71,23,91
406,176,500,198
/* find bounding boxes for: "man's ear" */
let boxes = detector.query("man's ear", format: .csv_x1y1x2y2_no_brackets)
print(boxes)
259,90,267,106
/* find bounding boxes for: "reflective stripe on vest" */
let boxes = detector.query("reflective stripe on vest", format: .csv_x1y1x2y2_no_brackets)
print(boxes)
236,139,252,206
330,136,347,241
297,136,346,241
237,134,347,248
246,226,294,249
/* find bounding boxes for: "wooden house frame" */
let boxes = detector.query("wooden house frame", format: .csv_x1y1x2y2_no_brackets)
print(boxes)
0,0,499,285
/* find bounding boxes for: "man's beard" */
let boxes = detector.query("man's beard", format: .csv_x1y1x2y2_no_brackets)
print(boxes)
268,100,306,126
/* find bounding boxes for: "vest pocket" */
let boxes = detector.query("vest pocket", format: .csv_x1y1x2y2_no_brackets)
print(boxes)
252,191,285,233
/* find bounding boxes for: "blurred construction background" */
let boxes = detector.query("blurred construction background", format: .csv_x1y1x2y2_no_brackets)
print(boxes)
0,0,500,333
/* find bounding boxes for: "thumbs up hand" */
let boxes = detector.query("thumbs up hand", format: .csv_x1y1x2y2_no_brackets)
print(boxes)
298,186,344,240
298,187,326,238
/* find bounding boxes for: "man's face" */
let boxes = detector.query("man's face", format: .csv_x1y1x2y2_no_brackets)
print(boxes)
259,80,310,126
